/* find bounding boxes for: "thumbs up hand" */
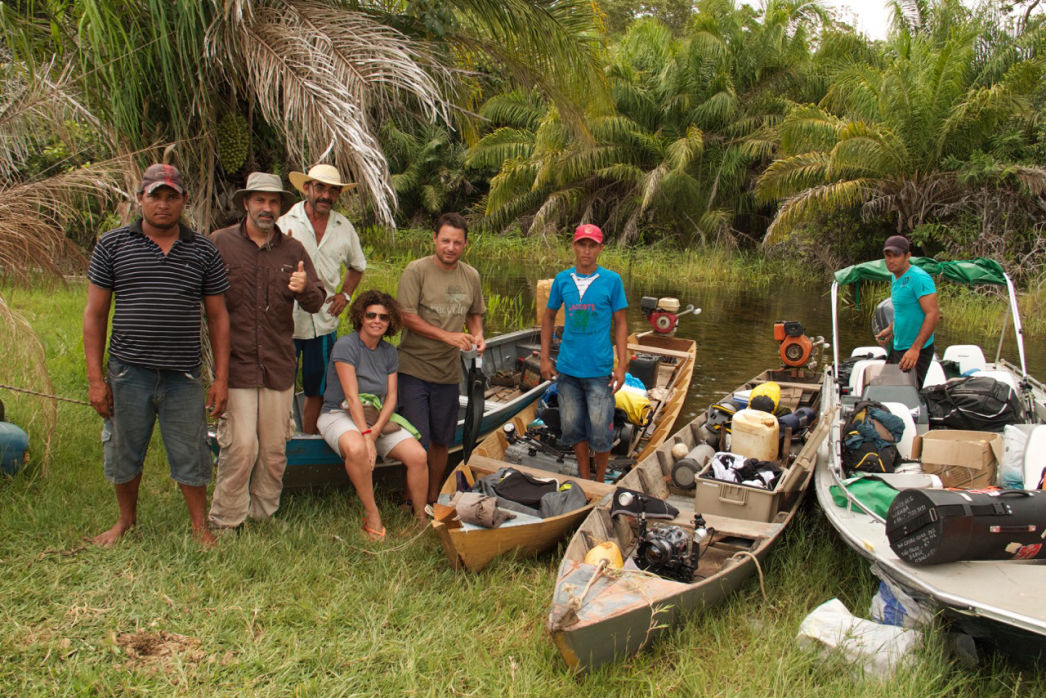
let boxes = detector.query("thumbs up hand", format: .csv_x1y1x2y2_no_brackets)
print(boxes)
288,260,307,293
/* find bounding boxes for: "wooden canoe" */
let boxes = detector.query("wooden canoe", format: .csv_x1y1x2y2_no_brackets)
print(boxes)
430,332,696,572
546,367,828,671
431,455,614,573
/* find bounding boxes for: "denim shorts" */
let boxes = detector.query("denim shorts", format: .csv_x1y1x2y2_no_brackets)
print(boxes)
102,358,212,486
396,373,459,449
556,373,615,453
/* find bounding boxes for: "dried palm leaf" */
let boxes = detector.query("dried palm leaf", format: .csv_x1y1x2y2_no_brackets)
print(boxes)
0,292,56,474
0,160,130,283
207,0,455,225
0,56,105,180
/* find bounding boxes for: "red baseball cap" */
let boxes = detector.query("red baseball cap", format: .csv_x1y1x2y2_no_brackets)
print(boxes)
140,163,185,195
573,224,603,244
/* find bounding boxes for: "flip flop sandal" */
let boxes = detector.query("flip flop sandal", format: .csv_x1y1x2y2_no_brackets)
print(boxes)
361,519,386,542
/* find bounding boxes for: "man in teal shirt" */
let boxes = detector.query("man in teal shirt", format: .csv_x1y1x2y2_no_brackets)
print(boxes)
875,235,939,386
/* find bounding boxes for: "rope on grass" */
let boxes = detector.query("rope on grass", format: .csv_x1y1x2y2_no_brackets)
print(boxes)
0,383,91,406
340,520,431,556
730,550,767,601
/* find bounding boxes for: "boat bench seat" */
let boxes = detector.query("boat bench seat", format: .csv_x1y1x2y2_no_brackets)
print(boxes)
660,508,784,542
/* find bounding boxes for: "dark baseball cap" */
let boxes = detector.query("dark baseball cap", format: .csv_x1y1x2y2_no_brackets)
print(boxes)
883,235,910,254
140,163,185,195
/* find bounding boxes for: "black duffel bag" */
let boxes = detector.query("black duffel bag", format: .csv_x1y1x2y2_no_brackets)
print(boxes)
920,375,1023,431
886,488,1046,565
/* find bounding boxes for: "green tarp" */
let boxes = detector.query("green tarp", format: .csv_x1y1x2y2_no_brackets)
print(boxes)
834,257,1007,286
834,257,1008,308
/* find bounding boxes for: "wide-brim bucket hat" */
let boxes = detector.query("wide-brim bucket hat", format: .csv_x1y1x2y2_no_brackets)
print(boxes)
288,164,355,193
232,172,297,210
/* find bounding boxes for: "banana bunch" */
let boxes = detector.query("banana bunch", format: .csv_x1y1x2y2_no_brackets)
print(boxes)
216,112,249,173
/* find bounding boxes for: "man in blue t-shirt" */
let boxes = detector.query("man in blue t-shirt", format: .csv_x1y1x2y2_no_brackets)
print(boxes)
875,235,939,387
540,224,628,482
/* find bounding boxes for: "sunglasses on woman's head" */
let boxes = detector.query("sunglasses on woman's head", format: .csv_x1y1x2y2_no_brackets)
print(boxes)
365,311,390,321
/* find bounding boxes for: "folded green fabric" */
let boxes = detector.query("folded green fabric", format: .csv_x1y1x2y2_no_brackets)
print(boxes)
830,475,900,519
358,393,422,440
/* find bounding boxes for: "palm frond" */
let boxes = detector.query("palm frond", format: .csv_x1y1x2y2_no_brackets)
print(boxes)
478,90,546,130
0,58,104,180
763,178,875,244
465,128,535,170
446,0,609,126
666,126,704,171
486,159,540,215
529,186,584,236
755,151,831,202
208,0,455,225
0,160,128,282
778,105,841,154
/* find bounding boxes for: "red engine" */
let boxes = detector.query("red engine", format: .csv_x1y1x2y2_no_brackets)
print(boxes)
773,321,813,367
641,296,699,334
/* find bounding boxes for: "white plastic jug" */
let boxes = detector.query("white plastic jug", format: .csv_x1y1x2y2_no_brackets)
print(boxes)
730,408,779,461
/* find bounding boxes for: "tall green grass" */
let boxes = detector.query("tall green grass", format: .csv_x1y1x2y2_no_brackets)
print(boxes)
0,282,1041,695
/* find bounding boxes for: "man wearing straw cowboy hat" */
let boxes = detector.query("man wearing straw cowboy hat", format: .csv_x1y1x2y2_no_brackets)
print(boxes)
278,164,367,434
208,173,325,530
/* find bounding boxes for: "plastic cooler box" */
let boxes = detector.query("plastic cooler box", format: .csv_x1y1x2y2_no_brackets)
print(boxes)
693,459,806,522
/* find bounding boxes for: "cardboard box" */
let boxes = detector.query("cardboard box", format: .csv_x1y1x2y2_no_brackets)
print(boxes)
912,430,1004,489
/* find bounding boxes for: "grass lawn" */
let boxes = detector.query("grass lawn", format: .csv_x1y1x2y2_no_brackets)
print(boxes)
1,278,1042,696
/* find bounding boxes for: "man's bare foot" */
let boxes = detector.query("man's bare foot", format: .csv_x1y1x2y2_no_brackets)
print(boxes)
192,526,217,548
90,520,134,547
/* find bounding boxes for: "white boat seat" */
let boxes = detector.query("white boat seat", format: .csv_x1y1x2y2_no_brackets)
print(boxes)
849,359,885,396
973,369,1018,392
922,360,946,388
882,401,917,460
942,345,987,375
851,346,887,359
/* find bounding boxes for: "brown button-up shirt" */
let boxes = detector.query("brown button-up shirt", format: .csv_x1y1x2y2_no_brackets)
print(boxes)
211,221,325,390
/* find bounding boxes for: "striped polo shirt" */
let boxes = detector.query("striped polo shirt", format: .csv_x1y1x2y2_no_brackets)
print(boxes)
87,219,229,371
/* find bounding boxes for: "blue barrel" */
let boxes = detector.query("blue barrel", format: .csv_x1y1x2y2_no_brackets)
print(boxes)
0,421,29,475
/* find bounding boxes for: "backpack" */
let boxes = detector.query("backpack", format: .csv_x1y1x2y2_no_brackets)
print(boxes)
921,375,1023,431
841,400,905,475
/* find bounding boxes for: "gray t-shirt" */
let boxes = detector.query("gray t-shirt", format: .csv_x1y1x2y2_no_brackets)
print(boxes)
321,332,398,412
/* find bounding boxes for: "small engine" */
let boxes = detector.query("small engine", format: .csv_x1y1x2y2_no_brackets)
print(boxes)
640,296,700,334
634,514,709,582
773,320,814,368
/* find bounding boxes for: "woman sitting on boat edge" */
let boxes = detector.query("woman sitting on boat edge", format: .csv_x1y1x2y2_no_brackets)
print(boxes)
316,290,429,541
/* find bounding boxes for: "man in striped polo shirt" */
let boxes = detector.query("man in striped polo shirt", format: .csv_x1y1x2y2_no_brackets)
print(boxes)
83,164,230,547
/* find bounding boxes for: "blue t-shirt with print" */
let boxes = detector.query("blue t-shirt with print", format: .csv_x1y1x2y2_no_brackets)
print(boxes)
548,266,628,378
891,264,936,350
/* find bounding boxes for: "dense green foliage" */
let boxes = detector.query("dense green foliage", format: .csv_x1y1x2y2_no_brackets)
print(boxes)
1,0,1045,278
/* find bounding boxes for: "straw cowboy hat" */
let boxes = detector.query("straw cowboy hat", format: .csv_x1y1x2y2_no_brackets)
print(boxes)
288,164,355,193
231,172,296,210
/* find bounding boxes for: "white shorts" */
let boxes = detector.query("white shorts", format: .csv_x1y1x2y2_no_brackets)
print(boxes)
317,409,414,461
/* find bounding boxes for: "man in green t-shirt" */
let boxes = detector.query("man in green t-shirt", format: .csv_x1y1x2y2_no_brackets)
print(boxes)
397,213,486,503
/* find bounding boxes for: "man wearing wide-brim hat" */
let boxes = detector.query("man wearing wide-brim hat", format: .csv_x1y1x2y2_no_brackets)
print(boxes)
278,164,367,434
209,172,325,530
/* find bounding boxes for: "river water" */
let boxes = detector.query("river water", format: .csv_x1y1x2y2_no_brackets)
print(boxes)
472,259,1046,425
